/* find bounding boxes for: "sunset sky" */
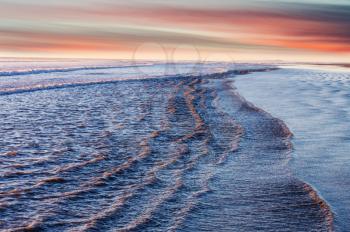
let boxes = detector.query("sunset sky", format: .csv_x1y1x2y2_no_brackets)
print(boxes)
0,0,350,62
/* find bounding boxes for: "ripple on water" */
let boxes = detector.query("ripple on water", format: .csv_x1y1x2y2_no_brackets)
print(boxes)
0,70,333,231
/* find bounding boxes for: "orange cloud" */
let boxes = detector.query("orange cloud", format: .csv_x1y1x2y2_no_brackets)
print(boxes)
0,2,349,60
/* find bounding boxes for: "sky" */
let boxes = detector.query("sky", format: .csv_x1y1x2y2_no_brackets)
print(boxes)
0,0,350,62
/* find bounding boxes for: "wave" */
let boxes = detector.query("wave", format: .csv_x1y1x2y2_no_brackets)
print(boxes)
222,79,294,140
1,151,19,157
168,172,212,232
102,78,214,232
116,178,183,232
1,133,156,230
0,66,277,96
162,77,243,230
303,183,335,231
1,65,332,231
78,144,189,232
0,133,151,200
221,78,334,231
0,64,152,77
52,154,107,174
3,84,200,230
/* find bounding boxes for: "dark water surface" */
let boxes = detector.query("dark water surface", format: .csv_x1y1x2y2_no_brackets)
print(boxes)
0,70,331,231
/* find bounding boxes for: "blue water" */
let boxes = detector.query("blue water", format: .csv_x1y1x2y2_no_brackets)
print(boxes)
235,65,350,231
0,62,335,231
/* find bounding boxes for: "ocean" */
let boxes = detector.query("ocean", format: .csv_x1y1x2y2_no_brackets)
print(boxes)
0,60,347,231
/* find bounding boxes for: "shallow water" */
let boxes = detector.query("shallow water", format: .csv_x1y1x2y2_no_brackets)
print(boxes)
235,65,350,231
0,62,332,231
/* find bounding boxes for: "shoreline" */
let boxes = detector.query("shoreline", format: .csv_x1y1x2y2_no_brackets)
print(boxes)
234,66,350,231
217,76,334,231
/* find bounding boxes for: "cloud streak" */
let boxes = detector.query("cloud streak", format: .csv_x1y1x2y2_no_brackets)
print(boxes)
0,0,349,61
